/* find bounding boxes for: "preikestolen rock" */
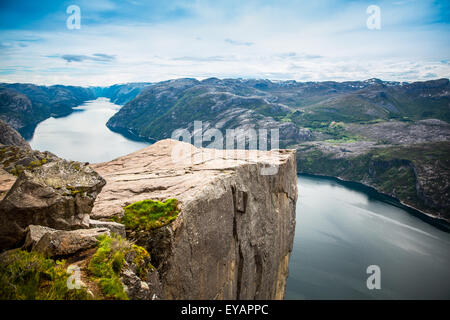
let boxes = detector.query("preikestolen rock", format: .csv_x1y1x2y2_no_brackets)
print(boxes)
33,228,110,258
22,225,58,250
0,159,106,250
89,219,126,238
92,139,297,299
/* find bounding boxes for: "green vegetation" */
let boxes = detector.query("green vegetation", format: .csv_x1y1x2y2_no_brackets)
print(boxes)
5,156,48,177
120,198,179,231
281,110,364,141
88,234,153,300
0,250,91,300
298,141,450,211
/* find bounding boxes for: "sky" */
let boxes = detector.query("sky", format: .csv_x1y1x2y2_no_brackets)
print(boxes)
0,0,449,86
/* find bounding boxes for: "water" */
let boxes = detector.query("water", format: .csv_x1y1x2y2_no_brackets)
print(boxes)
28,98,450,299
28,98,150,163
285,175,450,299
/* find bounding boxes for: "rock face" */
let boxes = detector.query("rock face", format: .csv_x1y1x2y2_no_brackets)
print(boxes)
92,139,297,299
0,120,31,149
0,159,106,250
22,225,58,250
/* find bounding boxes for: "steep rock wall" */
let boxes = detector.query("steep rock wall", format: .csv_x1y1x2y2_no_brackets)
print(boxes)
92,139,297,299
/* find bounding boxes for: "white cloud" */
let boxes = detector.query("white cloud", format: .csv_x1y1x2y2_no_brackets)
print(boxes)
0,0,448,85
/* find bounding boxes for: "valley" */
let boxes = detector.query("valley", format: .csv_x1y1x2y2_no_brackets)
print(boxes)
1,77,449,223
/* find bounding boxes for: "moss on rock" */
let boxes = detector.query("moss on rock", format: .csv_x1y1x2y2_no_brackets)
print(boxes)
88,234,153,300
120,198,179,231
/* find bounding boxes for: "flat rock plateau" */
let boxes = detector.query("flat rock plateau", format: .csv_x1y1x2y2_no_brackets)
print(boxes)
92,139,297,299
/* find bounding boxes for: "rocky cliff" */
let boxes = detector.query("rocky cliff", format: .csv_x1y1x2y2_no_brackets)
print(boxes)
0,119,31,150
91,139,297,299
0,138,297,300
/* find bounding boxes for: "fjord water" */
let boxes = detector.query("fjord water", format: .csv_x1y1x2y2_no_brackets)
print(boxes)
28,98,149,163
285,175,450,299
28,98,450,299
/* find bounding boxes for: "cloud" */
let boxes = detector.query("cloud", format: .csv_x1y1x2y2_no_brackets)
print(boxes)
172,55,232,62
0,0,449,85
276,52,323,60
59,53,116,63
224,38,254,46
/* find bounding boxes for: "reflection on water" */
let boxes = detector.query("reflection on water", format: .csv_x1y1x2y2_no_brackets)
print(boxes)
285,175,450,299
28,98,150,163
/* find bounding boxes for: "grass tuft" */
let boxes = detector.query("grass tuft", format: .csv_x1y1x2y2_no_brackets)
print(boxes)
120,199,179,231
0,250,91,300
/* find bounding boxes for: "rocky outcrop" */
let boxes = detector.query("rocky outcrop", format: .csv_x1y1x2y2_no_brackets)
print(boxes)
92,139,297,299
89,219,126,238
0,145,59,176
22,225,58,250
33,228,110,258
0,120,30,149
0,158,106,250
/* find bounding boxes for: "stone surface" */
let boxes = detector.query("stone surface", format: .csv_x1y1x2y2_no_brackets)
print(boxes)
89,219,126,238
0,169,15,201
92,139,297,299
120,268,152,300
33,228,110,258
0,145,58,176
22,225,58,250
0,159,106,250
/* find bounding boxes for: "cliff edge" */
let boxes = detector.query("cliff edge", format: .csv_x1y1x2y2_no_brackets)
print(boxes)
92,139,297,299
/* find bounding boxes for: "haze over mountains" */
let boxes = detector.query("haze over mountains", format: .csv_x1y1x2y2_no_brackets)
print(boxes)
0,77,449,223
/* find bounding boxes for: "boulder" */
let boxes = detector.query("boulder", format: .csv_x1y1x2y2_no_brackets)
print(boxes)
0,145,59,176
22,225,58,250
33,228,110,258
89,219,126,238
0,159,106,250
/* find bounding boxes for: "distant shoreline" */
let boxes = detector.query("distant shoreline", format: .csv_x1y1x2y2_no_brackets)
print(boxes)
298,173,450,233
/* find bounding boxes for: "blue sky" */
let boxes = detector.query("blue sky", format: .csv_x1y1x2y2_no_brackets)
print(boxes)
0,0,449,85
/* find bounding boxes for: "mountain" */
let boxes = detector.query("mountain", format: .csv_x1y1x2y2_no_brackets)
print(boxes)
0,77,449,222
0,83,150,139
95,82,151,105
0,83,96,139
107,78,450,144
106,78,313,146
106,77,450,222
